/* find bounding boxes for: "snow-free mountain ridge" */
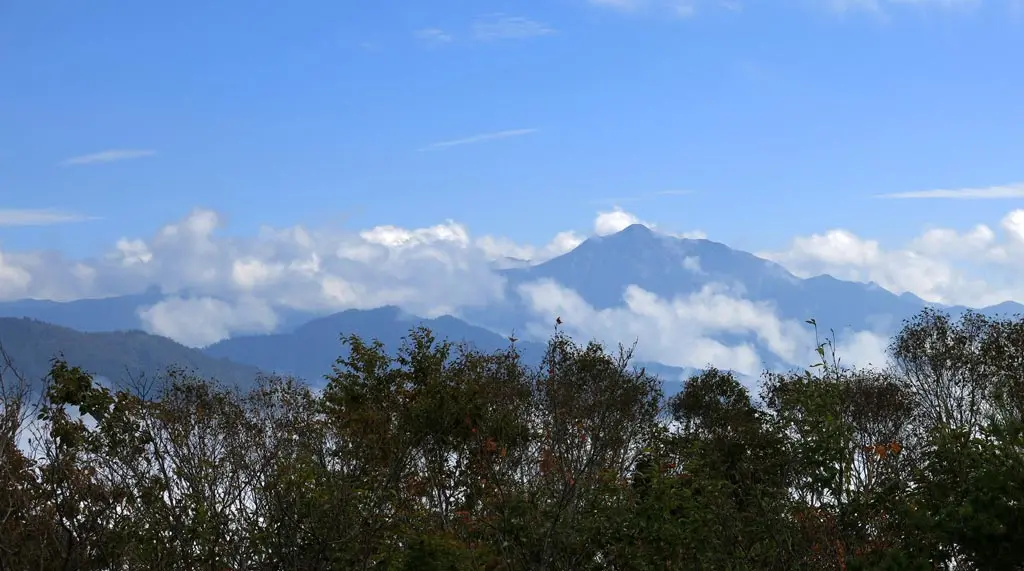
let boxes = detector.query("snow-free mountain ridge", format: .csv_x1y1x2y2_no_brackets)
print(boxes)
1,224,1020,391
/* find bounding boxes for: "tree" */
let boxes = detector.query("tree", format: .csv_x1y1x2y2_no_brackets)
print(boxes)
4,309,1024,571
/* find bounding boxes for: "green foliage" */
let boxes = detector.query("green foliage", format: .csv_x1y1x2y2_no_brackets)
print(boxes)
2,310,1024,570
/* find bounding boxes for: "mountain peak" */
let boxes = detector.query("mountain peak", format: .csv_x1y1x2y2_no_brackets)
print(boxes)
590,223,664,250
613,223,657,238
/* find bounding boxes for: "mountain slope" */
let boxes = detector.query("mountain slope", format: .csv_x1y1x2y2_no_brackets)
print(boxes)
0,288,166,333
2,226,1019,341
204,306,548,385
477,224,1021,335
0,287,318,335
0,318,261,392
496,224,924,329
203,306,691,391
2,224,1021,387
509,224,803,308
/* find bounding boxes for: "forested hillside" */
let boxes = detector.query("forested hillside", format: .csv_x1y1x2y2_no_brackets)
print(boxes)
2,308,1023,570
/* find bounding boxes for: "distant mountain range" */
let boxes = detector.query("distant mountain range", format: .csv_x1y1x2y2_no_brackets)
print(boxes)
476,224,1009,334
204,305,693,391
1,224,1020,393
0,318,260,392
0,310,690,396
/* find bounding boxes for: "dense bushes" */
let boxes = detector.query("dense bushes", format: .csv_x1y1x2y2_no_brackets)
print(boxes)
2,309,1023,570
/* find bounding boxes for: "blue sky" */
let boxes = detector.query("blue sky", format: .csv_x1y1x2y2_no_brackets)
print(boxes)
2,0,1024,257
3,0,1024,369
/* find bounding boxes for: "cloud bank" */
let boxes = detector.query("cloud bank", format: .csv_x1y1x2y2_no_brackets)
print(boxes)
1,204,1022,377
759,209,1024,307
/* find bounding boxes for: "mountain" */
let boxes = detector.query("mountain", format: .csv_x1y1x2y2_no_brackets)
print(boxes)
490,224,924,330
463,224,1022,337
0,318,261,393
204,305,691,392
0,288,166,333
0,287,317,335
4,225,1019,340
204,306,535,386
2,224,1022,390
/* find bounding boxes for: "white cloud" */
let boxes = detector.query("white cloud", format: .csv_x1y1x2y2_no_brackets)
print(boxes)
593,207,707,239
61,149,155,166
472,14,556,40
360,221,470,249
877,183,1024,200
760,209,1024,307
0,252,32,299
0,209,97,226
0,248,95,301
138,296,279,348
515,279,884,378
419,128,538,151
517,279,764,375
909,224,997,259
476,230,585,265
4,201,1024,370
0,206,704,347
831,330,890,370
594,208,644,236
0,208,524,342
113,239,154,267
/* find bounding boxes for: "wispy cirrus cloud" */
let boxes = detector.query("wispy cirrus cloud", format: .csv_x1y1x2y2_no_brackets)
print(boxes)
418,128,538,151
0,209,98,226
414,28,454,44
61,149,156,166
416,15,554,46
472,14,556,40
591,0,975,16
825,0,981,16
589,0,645,11
876,183,1024,200
587,0,701,17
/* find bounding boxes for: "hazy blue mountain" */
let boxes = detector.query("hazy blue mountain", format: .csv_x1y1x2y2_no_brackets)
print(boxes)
463,224,1022,337
204,306,535,385
510,224,805,309
0,287,320,336
2,224,1022,392
489,224,921,331
959,300,1024,320
3,225,1019,341
0,317,261,393
203,306,690,393
0,287,166,333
